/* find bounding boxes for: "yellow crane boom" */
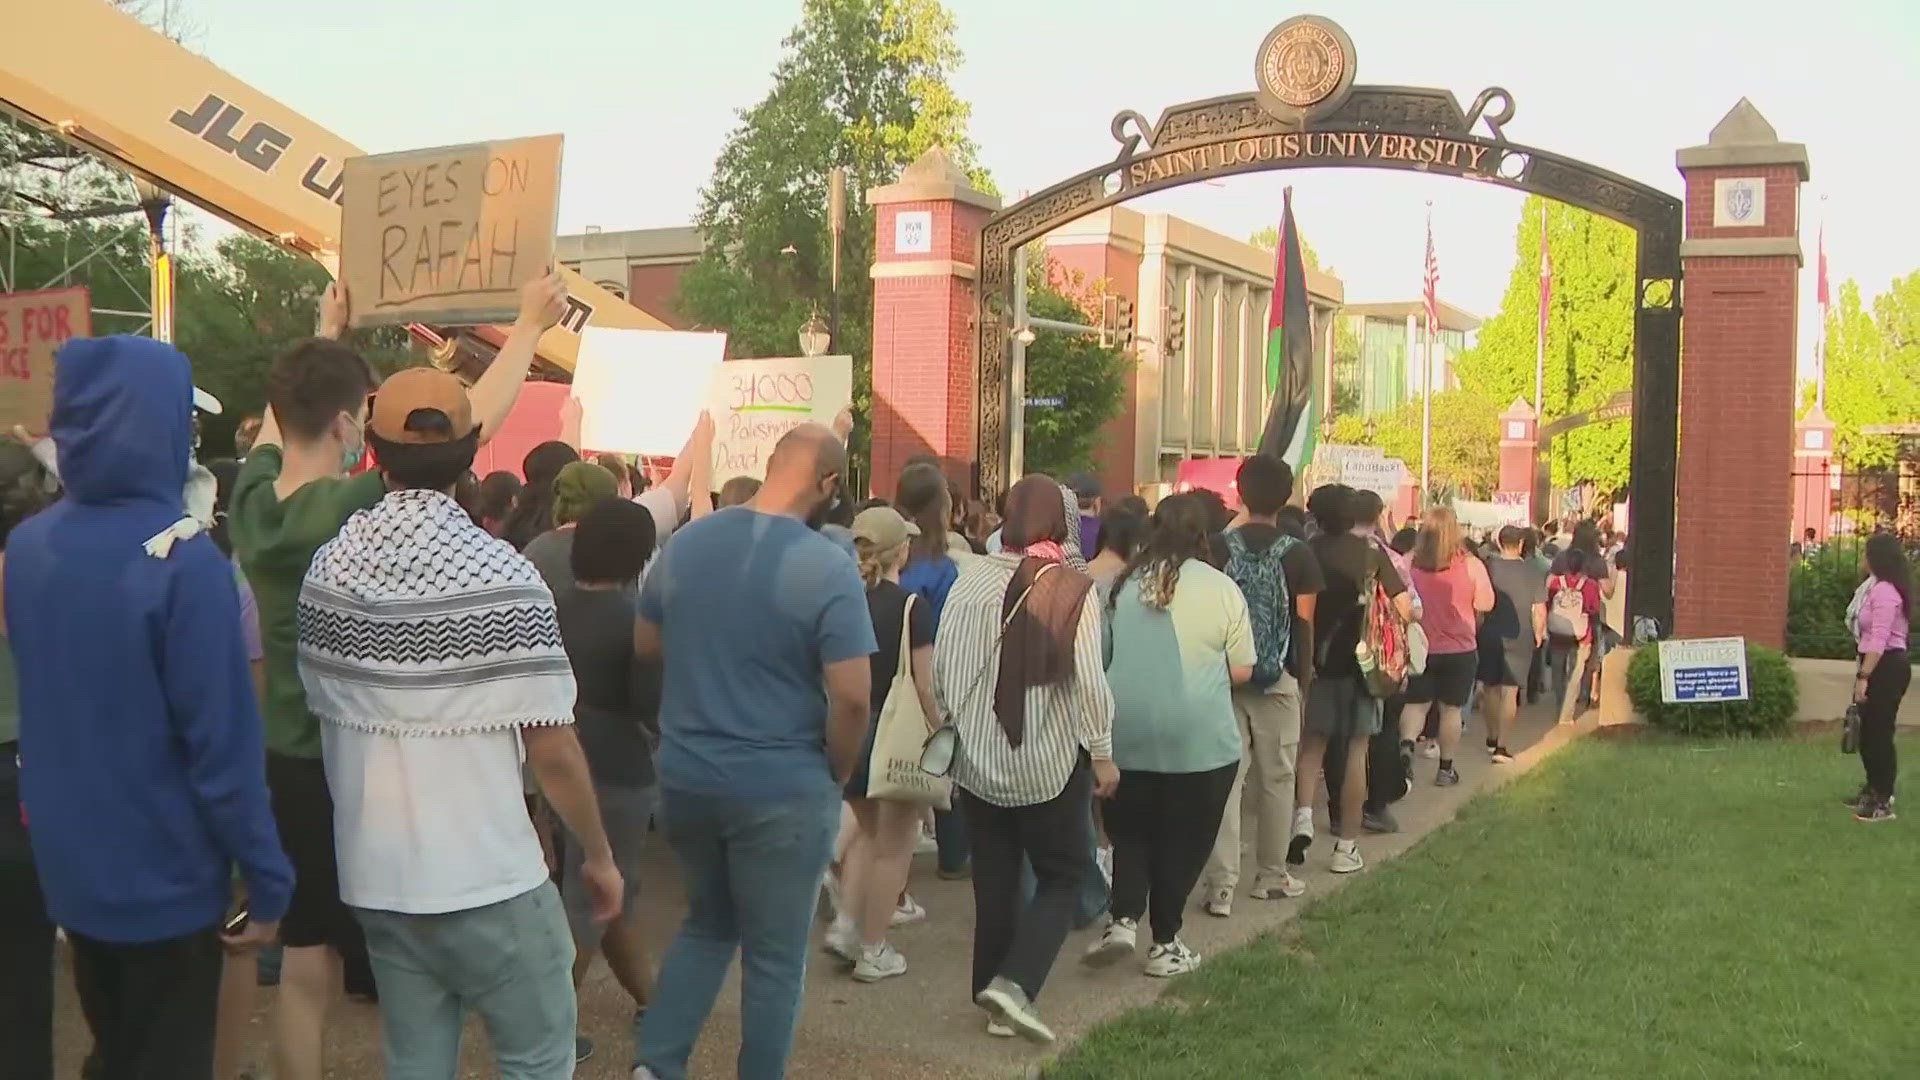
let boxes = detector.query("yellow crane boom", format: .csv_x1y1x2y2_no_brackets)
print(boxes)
0,0,665,371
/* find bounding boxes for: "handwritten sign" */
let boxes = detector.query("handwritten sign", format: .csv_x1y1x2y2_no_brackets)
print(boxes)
339,134,562,328
572,328,728,457
1340,455,1407,499
710,356,853,482
1658,637,1750,704
0,287,89,432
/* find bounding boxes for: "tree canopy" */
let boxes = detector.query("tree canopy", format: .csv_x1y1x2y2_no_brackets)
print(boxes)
676,0,992,466
1021,286,1130,478
1814,273,1920,468
1453,196,1635,494
1246,225,1324,275
1329,388,1500,500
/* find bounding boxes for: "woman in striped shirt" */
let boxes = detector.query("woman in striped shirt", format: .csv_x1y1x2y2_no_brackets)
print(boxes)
932,475,1117,1044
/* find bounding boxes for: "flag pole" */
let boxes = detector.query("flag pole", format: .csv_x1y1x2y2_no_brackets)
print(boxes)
1421,201,1434,500
1535,206,1548,416
1815,194,1829,411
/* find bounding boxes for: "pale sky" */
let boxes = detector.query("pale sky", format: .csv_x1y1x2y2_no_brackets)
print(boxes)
183,0,1918,374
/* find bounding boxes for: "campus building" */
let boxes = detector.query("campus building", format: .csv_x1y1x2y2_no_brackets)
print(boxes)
1337,300,1481,416
555,226,705,329
1035,207,1344,499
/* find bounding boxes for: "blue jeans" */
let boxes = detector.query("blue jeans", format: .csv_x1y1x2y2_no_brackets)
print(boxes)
1018,795,1108,929
354,881,576,1079
636,788,838,1080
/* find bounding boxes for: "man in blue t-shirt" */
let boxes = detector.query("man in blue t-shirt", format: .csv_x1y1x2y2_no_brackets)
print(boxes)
633,423,875,1080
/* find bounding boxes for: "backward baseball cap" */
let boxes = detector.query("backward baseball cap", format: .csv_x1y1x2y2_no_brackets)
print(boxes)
369,366,476,444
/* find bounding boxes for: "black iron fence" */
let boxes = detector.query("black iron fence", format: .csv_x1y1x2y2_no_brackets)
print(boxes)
1787,463,1920,659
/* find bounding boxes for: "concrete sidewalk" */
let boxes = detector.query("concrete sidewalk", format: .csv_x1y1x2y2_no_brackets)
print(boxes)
46,703,1582,1078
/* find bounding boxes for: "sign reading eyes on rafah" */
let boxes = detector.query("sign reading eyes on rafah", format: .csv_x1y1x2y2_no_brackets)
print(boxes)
339,134,562,328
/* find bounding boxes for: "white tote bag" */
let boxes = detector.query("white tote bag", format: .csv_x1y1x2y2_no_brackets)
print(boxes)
865,594,952,809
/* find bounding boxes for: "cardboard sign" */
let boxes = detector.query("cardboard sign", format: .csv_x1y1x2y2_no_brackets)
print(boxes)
1340,455,1408,499
709,356,853,482
340,134,562,328
1658,637,1750,704
0,287,89,432
572,328,728,457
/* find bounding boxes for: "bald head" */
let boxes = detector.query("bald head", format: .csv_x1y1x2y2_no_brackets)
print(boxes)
767,423,845,483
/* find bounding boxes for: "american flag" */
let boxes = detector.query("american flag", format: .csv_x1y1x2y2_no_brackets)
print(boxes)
1423,207,1439,334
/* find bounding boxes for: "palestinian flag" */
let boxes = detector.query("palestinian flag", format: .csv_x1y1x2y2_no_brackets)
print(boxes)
1256,188,1317,471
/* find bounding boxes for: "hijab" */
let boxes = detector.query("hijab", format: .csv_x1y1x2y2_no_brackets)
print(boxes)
993,475,1094,747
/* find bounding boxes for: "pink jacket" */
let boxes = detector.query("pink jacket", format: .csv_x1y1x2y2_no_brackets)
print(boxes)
1855,579,1909,655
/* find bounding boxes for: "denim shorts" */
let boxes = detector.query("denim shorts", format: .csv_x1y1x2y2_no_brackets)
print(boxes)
561,782,657,949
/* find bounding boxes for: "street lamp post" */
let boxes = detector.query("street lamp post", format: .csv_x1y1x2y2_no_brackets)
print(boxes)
798,310,830,358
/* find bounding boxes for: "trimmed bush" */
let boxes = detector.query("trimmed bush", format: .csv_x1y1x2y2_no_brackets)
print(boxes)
1626,642,1798,737
1787,543,1865,659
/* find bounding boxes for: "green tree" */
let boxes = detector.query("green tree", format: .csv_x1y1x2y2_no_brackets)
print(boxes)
1454,196,1635,494
176,235,415,452
677,0,993,467
1020,289,1130,478
1329,388,1500,499
1246,226,1324,275
1814,274,1920,468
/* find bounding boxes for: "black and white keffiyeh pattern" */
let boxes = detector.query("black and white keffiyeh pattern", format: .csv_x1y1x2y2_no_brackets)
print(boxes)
297,489,576,737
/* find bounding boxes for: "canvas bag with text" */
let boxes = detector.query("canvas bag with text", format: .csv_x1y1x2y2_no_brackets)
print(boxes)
865,594,952,809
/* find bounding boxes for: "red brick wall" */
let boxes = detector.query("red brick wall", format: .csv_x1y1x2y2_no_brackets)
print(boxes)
625,264,692,329
868,199,993,499
1673,163,1801,648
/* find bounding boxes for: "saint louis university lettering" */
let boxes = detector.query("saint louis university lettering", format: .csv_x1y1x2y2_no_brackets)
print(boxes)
1126,130,1494,188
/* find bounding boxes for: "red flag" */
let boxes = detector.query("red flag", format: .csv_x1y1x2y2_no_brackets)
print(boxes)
1538,212,1552,349
1423,211,1439,334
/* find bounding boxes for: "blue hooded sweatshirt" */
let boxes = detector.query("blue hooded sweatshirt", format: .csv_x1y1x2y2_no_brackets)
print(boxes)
4,336,292,944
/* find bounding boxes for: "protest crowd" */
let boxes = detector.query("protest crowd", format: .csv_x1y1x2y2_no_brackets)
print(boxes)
0,271,1649,1080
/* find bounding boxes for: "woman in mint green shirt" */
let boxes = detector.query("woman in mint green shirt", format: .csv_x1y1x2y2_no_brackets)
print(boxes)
1089,495,1254,980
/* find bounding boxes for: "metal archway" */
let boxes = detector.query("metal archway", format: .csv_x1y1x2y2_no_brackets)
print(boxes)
975,77,1682,631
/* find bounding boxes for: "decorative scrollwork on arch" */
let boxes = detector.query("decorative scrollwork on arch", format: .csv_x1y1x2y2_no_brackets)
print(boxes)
1110,110,1159,162
1640,278,1676,310
1465,87,1515,142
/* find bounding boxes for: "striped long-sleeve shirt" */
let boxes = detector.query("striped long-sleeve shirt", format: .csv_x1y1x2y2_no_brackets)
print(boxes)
932,554,1114,808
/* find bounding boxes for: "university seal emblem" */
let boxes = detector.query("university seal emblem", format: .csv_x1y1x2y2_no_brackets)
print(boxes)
1254,16,1358,122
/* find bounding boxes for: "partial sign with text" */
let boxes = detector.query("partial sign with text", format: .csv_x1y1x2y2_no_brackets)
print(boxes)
0,287,90,433
1657,637,1750,705
339,134,562,328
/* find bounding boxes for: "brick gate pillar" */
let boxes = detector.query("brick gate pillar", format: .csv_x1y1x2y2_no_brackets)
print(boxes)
1497,397,1538,522
1793,406,1836,544
1673,100,1809,648
866,147,1000,498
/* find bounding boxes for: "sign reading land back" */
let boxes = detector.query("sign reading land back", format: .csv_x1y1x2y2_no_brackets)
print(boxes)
340,134,562,328
0,287,90,433
1657,637,1750,705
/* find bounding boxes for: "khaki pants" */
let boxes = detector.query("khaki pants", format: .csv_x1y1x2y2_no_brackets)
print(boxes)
1207,676,1302,891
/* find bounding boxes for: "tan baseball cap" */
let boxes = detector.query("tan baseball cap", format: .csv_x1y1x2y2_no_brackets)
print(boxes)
851,505,919,549
369,367,476,445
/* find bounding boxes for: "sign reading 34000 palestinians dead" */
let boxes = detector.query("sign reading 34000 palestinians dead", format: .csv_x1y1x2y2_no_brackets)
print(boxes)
1127,130,1493,188
339,134,562,328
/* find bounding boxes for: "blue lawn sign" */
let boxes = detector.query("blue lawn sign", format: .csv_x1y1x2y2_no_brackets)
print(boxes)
1657,637,1750,704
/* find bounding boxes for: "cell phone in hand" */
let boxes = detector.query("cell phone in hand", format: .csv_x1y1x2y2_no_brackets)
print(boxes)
223,905,250,935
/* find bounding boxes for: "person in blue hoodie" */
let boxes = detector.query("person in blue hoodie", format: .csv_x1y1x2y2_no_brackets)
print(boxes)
1,336,291,1077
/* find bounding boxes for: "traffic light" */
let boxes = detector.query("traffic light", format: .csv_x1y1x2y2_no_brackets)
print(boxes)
1165,303,1186,355
1101,293,1136,352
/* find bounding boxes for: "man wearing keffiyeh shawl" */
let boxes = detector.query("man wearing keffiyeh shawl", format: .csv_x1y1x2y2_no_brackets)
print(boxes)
295,366,621,1076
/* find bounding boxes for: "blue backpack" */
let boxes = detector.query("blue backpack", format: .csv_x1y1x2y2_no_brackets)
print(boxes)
1223,528,1295,690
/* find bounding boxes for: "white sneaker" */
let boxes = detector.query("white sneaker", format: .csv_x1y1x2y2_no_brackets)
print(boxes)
1287,806,1315,865
852,942,907,982
891,894,927,927
1203,885,1233,917
1330,840,1365,874
975,977,1055,1044
1417,738,1441,760
1249,871,1307,899
1083,916,1137,966
1144,939,1201,977
633,1068,662,1080
914,828,939,856
822,917,859,963
986,1019,1015,1038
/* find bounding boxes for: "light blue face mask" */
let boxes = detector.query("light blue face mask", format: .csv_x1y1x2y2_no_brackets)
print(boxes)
340,419,366,474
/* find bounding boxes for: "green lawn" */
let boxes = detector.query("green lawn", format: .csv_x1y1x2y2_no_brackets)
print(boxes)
1046,736,1920,1079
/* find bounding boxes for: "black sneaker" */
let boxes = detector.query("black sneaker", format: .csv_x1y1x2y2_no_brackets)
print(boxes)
575,1036,593,1063
1362,805,1399,834
1855,797,1897,823
1843,785,1871,809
